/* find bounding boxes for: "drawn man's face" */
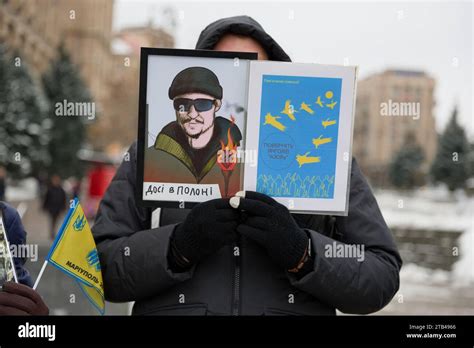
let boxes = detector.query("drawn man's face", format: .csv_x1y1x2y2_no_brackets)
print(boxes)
174,92,221,138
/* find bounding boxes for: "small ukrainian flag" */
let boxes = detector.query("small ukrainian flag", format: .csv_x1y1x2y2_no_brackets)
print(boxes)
45,197,105,315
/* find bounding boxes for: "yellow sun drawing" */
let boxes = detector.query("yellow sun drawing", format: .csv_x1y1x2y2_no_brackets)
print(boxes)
325,91,333,99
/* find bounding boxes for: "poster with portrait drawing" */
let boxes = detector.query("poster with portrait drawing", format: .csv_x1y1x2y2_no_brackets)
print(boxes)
244,61,357,215
137,48,257,208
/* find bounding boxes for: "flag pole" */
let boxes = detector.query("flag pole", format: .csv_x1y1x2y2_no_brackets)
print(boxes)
33,260,48,290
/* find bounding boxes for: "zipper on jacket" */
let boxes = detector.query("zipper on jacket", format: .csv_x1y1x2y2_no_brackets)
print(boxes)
231,236,241,315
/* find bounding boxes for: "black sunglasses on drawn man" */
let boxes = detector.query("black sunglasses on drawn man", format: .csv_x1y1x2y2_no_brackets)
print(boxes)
173,98,216,112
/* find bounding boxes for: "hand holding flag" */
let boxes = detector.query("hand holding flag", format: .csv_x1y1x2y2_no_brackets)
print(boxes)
34,198,105,315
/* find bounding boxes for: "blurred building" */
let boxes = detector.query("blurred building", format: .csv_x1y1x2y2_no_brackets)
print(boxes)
0,0,175,151
0,0,113,99
353,69,437,186
91,24,174,150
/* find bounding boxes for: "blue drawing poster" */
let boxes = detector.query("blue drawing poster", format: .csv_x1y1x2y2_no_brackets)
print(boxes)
256,74,342,199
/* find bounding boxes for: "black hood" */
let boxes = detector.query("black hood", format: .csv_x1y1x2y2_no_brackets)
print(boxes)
195,15,291,62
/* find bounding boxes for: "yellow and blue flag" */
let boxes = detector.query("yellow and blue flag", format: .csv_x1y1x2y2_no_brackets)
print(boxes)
47,197,105,315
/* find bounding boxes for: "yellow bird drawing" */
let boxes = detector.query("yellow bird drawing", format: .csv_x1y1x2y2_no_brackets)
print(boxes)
300,102,314,114
322,118,337,128
315,96,324,108
312,135,332,148
263,112,286,131
296,152,321,168
281,100,297,121
326,100,338,109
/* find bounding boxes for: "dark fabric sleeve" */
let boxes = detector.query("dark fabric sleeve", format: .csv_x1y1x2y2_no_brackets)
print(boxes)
10,212,33,287
287,158,402,314
15,259,33,288
92,142,194,302
0,202,33,287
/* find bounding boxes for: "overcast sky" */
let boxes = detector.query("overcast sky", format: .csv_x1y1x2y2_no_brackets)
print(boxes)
114,0,473,139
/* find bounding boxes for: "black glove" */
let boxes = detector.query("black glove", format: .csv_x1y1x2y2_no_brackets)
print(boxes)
170,198,239,270
231,191,310,272
0,282,49,315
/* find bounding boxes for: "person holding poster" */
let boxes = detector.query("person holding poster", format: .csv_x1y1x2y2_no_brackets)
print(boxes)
92,16,401,316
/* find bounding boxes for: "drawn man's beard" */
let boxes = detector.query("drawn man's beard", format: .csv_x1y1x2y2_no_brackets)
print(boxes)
186,123,213,139
179,115,214,139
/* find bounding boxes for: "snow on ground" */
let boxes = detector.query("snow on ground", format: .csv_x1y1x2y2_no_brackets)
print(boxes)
452,224,474,286
5,178,39,202
375,186,472,233
401,263,451,285
374,186,474,285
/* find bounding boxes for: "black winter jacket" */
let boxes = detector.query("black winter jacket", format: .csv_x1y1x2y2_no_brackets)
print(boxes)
92,16,401,315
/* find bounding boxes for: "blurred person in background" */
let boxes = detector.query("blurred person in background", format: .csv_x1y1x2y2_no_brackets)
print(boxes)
0,201,49,315
71,177,82,200
42,174,67,240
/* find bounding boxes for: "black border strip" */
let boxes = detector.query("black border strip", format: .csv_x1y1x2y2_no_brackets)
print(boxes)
1,315,473,345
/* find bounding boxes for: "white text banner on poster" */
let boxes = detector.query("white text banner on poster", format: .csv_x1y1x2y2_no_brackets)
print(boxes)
143,182,222,202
